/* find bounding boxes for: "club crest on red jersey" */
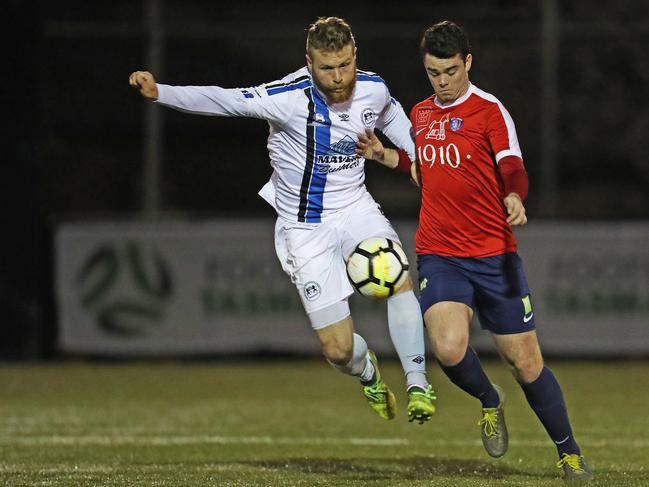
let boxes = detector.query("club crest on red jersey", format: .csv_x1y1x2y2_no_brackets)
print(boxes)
425,114,449,140
450,117,463,131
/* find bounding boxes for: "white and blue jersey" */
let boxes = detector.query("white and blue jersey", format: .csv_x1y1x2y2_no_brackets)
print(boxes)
155,67,416,223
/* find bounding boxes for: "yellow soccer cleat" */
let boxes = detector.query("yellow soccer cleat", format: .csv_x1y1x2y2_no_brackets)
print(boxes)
362,350,397,420
557,453,593,481
478,384,509,458
407,384,437,424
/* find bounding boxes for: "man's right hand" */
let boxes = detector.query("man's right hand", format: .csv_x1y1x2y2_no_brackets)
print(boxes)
129,71,159,100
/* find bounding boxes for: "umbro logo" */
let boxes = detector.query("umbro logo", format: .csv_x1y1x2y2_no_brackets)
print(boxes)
338,113,350,121
412,355,425,364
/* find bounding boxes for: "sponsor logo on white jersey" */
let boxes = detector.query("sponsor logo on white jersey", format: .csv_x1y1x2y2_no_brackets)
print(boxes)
316,135,362,174
308,112,328,127
329,135,356,155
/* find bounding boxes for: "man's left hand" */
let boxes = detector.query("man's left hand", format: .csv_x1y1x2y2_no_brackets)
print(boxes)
504,193,527,226
356,128,386,163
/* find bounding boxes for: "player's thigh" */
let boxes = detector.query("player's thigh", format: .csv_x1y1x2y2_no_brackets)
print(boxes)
418,254,474,361
340,196,416,296
274,219,354,321
473,253,536,334
424,301,473,363
339,197,400,259
418,253,475,318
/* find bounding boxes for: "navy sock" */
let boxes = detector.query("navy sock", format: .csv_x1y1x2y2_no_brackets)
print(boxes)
521,366,580,457
439,346,500,408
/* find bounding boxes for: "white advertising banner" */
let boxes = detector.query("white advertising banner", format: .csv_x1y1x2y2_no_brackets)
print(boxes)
56,220,649,356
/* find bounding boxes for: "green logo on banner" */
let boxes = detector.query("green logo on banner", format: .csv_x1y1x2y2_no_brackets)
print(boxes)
77,241,173,336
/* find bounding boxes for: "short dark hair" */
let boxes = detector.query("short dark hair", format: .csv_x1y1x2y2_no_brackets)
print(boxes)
420,21,471,60
306,17,355,55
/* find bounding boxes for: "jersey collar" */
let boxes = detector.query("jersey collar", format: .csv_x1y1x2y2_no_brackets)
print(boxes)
434,83,475,109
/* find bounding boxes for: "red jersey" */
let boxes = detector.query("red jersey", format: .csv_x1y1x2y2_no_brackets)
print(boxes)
412,84,523,257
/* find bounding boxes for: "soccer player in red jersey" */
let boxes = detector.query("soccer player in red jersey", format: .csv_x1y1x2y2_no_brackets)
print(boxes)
356,21,592,481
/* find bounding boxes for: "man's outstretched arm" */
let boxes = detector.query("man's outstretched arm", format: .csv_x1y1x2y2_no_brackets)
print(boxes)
127,70,292,124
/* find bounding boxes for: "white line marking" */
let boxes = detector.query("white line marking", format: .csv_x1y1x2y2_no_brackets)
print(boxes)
0,435,647,448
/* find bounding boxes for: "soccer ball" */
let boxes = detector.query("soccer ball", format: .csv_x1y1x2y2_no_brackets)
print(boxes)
346,237,409,299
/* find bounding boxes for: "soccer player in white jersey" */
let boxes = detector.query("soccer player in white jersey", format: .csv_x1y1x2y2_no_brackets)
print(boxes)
129,17,435,423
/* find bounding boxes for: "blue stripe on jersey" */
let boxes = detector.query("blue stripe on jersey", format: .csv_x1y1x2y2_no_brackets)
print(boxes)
297,87,330,223
266,75,309,89
304,89,331,222
357,73,385,83
266,79,312,96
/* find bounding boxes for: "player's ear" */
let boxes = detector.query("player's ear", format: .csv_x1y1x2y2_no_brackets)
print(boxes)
465,53,473,73
305,53,313,71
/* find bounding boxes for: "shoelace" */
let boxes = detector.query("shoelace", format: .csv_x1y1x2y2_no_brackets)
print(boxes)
409,386,437,402
556,454,585,473
363,382,386,401
478,410,499,438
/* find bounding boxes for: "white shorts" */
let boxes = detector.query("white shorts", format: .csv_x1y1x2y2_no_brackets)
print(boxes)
274,192,400,322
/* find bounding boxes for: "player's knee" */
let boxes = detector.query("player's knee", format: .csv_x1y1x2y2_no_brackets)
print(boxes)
323,342,353,366
511,356,543,383
394,273,414,294
434,340,467,366
429,323,469,365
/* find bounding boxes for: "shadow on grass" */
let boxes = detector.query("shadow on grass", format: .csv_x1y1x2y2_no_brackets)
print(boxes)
239,456,551,481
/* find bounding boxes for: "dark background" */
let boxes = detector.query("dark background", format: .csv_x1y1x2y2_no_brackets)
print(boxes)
4,0,649,359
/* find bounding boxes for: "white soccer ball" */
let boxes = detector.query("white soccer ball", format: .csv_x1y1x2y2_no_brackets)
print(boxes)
346,237,409,299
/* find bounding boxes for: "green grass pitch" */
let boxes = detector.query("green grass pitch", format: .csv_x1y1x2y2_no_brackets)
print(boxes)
0,359,648,486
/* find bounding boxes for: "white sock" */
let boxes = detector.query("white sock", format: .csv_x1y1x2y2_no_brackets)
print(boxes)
388,290,428,389
406,373,428,391
330,333,374,382
359,353,375,383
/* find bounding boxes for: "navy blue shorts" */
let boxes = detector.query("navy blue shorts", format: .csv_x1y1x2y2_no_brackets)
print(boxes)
417,252,536,335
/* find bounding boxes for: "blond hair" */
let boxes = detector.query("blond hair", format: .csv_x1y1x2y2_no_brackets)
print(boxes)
306,17,355,54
